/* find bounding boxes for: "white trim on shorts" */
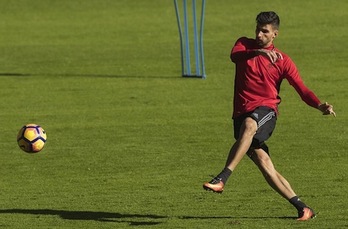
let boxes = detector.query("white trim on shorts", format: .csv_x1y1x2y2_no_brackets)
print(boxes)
257,111,275,128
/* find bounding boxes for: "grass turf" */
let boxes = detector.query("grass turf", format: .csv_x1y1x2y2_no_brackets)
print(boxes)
0,0,347,228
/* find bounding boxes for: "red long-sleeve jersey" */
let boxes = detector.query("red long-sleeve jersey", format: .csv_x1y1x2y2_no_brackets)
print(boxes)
230,37,321,118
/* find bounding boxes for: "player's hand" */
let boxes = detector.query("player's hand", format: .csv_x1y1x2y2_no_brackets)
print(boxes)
258,49,283,63
318,102,336,117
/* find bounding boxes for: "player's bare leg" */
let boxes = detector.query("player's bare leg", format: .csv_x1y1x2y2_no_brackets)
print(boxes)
203,117,257,193
225,117,257,171
248,148,316,220
248,148,296,199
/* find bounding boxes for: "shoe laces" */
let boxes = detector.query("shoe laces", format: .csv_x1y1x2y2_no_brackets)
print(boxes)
209,177,222,184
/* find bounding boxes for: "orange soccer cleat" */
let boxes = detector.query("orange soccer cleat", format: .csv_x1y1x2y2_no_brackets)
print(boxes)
203,177,224,193
297,207,316,221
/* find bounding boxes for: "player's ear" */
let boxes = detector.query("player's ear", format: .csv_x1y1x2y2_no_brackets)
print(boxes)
273,30,278,38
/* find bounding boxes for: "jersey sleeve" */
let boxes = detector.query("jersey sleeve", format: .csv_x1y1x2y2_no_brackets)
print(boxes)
230,37,259,63
283,57,321,109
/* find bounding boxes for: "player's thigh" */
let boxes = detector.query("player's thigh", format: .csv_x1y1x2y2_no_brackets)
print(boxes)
252,107,277,146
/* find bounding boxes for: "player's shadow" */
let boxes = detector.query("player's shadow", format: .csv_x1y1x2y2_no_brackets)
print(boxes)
0,209,166,226
180,215,297,220
0,209,296,224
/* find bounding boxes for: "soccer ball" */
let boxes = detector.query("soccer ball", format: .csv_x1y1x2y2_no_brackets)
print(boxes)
17,124,47,153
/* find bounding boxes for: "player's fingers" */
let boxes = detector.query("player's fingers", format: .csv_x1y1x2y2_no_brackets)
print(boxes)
328,104,335,115
269,51,282,63
269,51,277,63
329,109,336,117
323,108,336,117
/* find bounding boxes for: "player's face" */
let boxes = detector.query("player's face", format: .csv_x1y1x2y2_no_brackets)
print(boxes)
255,24,278,48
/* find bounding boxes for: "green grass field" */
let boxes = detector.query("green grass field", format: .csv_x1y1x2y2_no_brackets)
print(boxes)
0,0,347,228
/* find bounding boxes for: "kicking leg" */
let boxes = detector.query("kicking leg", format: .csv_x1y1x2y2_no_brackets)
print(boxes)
203,117,257,193
225,117,258,171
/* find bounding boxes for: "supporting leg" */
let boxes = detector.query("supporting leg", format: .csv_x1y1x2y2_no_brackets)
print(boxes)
248,147,296,199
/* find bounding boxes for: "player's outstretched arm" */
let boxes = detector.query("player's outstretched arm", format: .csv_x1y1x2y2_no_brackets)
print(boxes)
318,102,336,117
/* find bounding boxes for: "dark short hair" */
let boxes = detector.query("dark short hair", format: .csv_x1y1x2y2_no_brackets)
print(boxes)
256,11,280,29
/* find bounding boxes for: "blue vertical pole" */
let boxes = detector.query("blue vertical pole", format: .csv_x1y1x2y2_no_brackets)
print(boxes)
174,0,185,77
200,0,206,78
183,0,191,76
192,0,200,76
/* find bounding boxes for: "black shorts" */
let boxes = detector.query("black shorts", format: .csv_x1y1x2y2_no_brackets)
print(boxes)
233,106,277,148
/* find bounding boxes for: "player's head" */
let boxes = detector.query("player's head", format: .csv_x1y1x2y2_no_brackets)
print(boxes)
256,11,280,30
255,11,280,48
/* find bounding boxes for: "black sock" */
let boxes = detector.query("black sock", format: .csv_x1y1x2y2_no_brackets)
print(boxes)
216,167,232,184
289,196,307,212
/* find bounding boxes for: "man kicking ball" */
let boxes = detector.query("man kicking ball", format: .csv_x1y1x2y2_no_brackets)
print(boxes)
203,11,336,221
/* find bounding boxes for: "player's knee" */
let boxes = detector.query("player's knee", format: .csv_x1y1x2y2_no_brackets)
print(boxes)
241,117,257,137
260,144,269,155
256,151,270,164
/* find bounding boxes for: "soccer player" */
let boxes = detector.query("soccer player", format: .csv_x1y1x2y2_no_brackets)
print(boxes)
203,11,336,221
